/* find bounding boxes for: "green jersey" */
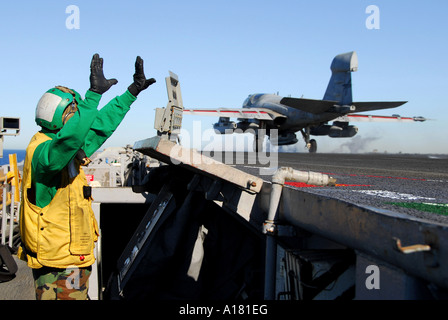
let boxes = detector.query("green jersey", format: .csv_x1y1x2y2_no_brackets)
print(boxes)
31,90,137,207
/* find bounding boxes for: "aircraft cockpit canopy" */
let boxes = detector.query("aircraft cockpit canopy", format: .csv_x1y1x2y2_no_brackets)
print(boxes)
243,94,266,107
243,95,252,107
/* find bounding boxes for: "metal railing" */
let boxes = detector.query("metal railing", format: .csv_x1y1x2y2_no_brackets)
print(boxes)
1,153,20,248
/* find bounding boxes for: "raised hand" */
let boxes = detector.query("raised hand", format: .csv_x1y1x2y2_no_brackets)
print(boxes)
89,53,118,94
128,56,156,97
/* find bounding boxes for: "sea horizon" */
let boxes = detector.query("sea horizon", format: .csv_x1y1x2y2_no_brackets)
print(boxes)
0,149,26,166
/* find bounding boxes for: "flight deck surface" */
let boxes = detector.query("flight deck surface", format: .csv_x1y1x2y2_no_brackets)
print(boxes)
228,152,448,225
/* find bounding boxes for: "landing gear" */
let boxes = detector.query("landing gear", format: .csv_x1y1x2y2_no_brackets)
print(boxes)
253,135,261,152
301,128,317,153
308,139,317,153
253,122,266,152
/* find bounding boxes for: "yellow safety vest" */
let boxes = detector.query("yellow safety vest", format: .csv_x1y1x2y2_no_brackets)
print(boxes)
18,132,99,269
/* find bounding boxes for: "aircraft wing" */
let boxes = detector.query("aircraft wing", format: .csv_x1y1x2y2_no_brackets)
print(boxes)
334,114,427,123
278,98,407,114
279,97,338,114
183,108,284,120
351,101,407,112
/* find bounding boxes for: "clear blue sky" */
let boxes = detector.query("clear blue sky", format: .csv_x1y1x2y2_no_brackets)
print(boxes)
1,0,447,154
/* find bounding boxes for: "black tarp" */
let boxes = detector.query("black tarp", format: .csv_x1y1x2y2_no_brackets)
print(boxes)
106,166,265,300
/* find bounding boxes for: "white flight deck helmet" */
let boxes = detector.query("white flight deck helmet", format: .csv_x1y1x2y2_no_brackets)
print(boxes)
35,86,81,130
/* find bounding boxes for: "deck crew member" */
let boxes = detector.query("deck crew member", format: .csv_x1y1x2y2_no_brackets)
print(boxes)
18,54,155,300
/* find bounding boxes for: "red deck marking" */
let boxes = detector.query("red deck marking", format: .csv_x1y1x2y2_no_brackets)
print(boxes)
321,172,426,181
335,184,372,187
285,182,372,188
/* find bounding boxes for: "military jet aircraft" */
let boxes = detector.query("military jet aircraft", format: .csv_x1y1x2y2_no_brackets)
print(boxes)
184,51,426,153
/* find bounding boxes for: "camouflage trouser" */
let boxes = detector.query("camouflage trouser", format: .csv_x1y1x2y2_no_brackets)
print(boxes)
32,266,91,300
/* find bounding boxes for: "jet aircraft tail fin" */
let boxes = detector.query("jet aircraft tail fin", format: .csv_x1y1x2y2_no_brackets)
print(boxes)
323,51,358,105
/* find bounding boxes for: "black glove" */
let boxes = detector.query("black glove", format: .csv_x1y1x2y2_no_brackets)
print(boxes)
128,56,156,97
89,53,118,94
75,149,91,166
